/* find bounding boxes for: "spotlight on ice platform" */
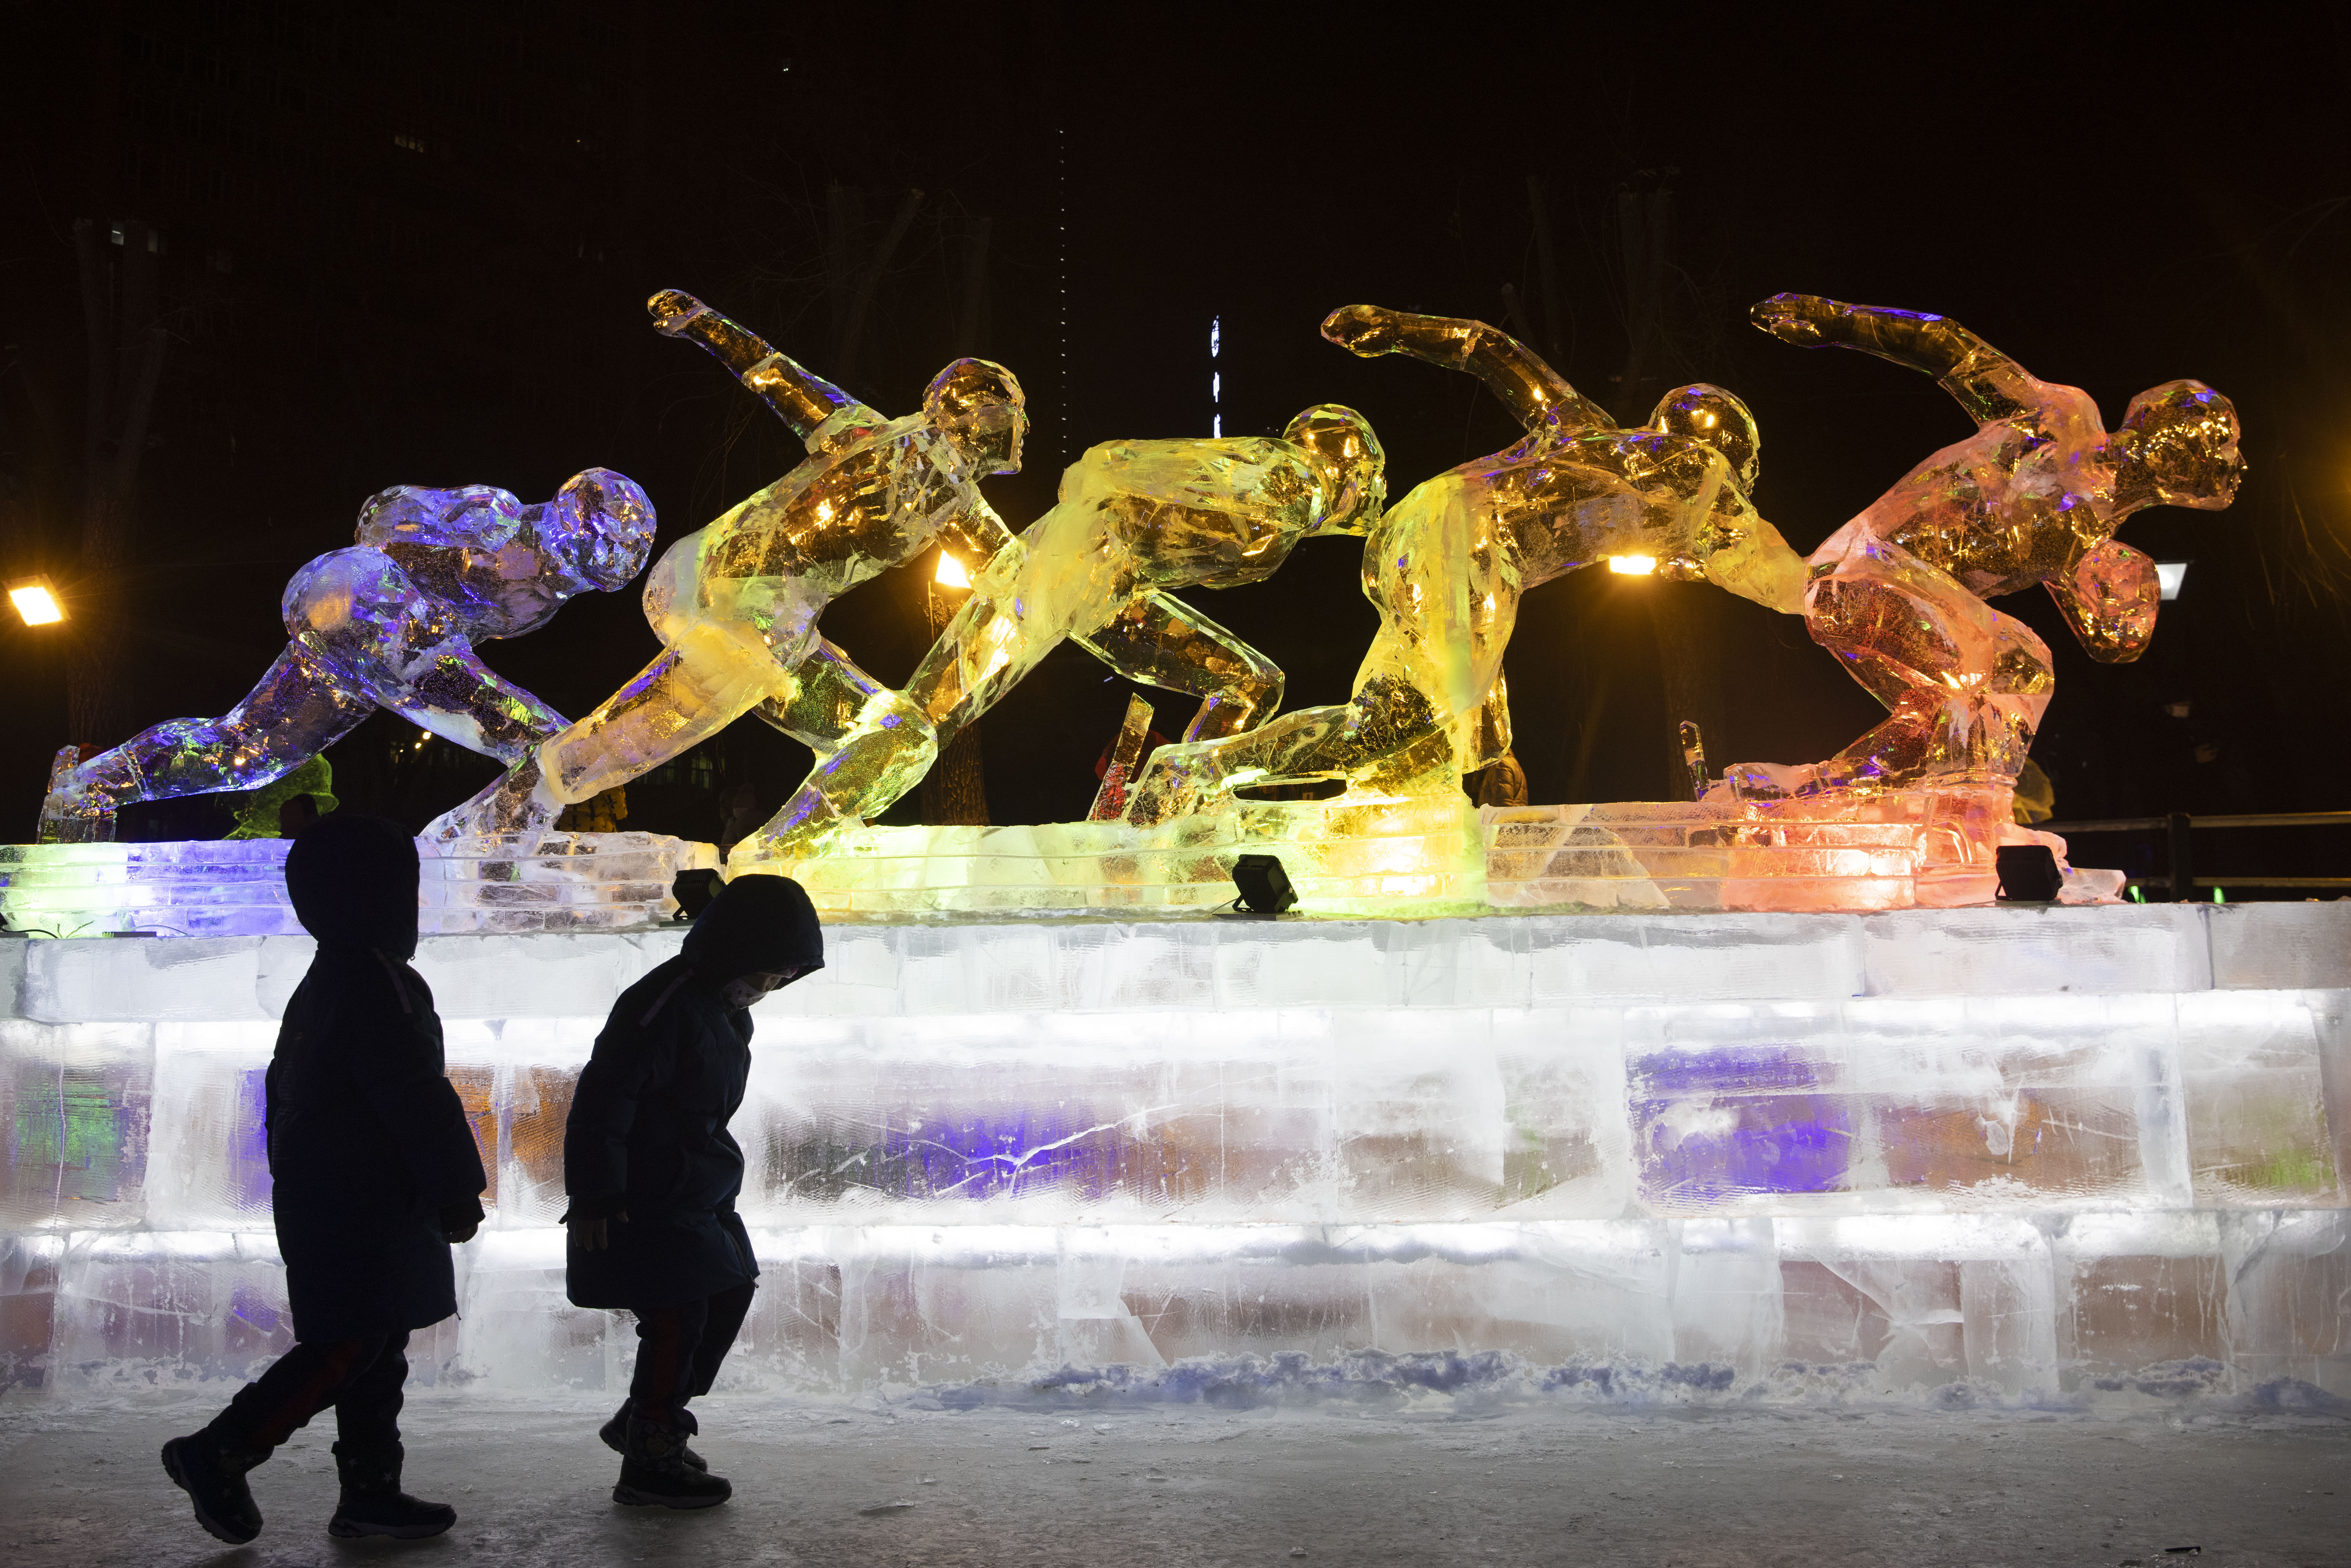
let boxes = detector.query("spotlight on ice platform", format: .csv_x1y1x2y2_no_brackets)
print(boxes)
1995,844,2064,902
1228,853,1298,916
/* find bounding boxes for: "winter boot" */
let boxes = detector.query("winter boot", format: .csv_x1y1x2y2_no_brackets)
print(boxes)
600,1400,708,1471
613,1410,732,1509
326,1440,458,1540
160,1423,267,1545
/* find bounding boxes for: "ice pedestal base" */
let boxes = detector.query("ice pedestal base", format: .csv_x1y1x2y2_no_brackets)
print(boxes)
0,832,717,938
5,902,2345,1407
1485,786,2119,913
764,792,1483,918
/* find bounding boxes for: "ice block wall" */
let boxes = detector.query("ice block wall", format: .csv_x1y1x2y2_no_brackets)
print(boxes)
4,903,2345,1408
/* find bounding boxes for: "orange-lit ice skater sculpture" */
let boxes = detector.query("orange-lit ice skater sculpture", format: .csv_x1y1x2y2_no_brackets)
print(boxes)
1627,294,2242,906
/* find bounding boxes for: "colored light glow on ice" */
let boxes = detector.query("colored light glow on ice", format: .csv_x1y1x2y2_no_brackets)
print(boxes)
1608,555,1657,575
9,579,64,625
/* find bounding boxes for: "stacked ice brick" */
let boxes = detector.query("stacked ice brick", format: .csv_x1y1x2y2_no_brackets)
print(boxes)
4,902,2344,1407
0,833,716,938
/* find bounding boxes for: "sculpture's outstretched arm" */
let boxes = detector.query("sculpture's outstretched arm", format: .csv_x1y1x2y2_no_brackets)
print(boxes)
1323,305,1612,432
1751,293,2041,425
2046,538,2160,663
935,496,1017,568
647,289,878,448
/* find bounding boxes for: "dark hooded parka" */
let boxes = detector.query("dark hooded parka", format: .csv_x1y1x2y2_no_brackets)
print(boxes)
268,815,487,1342
564,875,824,1310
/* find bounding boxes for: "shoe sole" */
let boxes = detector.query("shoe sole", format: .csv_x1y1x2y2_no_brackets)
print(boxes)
160,1439,261,1546
612,1483,731,1509
328,1514,456,1540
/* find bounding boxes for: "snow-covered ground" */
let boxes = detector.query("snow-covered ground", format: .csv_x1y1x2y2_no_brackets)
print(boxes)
3,1390,2344,1567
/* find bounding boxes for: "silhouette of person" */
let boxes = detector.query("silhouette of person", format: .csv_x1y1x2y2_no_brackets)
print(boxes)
160,815,488,1545
564,873,825,1508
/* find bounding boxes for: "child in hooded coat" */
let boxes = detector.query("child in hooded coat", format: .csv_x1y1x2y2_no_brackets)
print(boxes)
161,814,489,1545
564,873,824,1508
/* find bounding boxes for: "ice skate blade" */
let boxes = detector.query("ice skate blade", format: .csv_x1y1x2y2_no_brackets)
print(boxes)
159,1437,262,1546
613,1481,731,1509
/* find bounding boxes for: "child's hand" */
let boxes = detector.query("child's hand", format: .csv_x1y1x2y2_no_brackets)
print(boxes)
440,1197,485,1244
570,1208,629,1250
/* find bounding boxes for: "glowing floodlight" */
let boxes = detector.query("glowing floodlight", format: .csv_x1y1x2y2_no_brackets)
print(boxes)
935,551,972,590
8,577,64,626
2155,561,2188,601
1608,555,1657,576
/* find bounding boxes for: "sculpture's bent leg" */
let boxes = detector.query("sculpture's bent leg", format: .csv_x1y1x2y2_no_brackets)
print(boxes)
1122,673,1458,827
740,640,937,860
1074,590,1285,742
1721,539,2054,797
426,619,799,841
38,643,375,842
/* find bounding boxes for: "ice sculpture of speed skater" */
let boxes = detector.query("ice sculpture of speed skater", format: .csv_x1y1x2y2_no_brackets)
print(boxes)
429,291,1028,847
737,401,1389,858
1709,294,2243,800
36,470,655,843
1123,305,1808,824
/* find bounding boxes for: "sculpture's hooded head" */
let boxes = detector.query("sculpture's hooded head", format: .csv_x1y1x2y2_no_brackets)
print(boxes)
926,359,1028,477
1648,385,1760,494
681,873,826,1008
1283,404,1387,535
284,812,420,962
535,468,658,593
2118,380,2243,512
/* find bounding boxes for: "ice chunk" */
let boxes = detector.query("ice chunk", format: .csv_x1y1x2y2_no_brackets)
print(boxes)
50,1230,294,1389
2051,1211,2230,1397
1,1021,153,1231
147,1024,277,1233
2176,991,2342,1205
1857,904,2209,998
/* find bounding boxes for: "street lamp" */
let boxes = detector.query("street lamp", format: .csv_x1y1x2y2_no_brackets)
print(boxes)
935,551,972,590
1607,555,1657,576
8,576,64,626
2155,561,2189,601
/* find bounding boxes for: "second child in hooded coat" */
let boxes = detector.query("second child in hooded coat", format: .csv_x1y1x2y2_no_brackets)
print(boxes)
563,873,824,1508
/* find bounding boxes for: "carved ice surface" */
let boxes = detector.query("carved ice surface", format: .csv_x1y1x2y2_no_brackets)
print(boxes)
0,833,716,938
1125,306,1808,830
431,292,1031,856
37,471,654,844
1720,294,2241,800
4,907,2344,1404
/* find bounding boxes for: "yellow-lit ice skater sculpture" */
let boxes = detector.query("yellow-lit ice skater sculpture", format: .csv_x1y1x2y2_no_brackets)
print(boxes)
744,402,1389,863
1712,293,2243,802
1124,304,1808,825
429,292,1030,847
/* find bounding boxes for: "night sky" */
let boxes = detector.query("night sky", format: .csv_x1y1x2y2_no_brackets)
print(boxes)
4,5,2346,883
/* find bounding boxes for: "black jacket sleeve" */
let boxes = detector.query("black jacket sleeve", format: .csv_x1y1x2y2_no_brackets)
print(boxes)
348,957,488,1211
564,1001,671,1208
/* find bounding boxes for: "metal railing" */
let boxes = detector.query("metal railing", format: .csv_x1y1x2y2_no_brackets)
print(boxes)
2039,810,2351,899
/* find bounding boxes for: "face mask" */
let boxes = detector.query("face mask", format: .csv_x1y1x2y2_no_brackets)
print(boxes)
720,968,803,1009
